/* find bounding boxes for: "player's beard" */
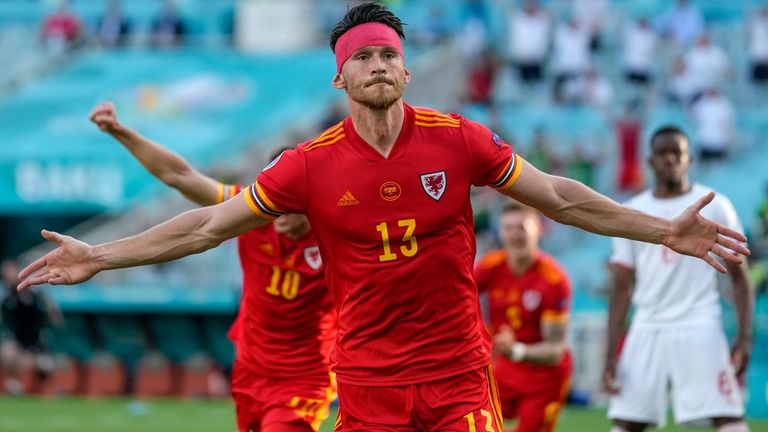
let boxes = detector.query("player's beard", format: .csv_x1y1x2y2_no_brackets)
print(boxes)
348,77,404,111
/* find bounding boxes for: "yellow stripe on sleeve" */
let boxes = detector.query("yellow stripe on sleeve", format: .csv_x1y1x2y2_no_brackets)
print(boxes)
216,183,225,204
254,182,282,214
542,311,569,324
243,188,278,220
495,154,523,190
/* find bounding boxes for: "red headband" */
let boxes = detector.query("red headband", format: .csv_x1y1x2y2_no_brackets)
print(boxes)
334,22,403,73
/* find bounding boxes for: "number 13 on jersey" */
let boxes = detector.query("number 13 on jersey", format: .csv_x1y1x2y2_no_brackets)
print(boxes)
376,219,418,262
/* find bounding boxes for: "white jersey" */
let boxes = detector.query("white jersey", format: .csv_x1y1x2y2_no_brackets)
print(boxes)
610,184,743,329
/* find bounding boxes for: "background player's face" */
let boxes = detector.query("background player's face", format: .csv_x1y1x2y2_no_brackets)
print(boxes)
273,214,311,239
649,133,691,184
499,210,541,257
335,45,409,110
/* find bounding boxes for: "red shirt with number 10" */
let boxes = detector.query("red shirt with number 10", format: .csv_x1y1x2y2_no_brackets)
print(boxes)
247,103,522,386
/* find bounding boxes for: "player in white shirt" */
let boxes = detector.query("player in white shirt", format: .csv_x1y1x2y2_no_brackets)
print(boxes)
603,126,754,432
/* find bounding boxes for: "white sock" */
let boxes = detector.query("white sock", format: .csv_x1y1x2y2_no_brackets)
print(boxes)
610,427,630,432
718,421,750,432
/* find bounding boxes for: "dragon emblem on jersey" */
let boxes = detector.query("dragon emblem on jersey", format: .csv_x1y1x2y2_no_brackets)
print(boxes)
420,171,446,201
522,290,542,311
303,246,323,270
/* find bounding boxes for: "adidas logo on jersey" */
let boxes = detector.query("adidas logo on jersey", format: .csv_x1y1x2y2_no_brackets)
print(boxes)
337,191,360,206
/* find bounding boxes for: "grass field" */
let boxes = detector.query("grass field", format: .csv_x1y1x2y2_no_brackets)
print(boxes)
1,397,767,432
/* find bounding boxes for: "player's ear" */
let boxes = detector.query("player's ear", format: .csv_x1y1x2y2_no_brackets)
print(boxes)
404,67,411,85
332,73,346,90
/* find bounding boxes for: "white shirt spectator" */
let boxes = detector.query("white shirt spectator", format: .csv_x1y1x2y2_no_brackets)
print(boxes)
552,20,591,75
654,0,704,47
747,10,768,62
567,71,613,108
572,0,609,38
684,37,730,94
692,91,736,151
508,7,550,63
623,20,658,74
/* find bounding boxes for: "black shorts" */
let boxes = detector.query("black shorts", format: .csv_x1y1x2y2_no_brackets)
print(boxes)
516,63,543,83
625,70,651,85
753,63,768,83
698,147,728,162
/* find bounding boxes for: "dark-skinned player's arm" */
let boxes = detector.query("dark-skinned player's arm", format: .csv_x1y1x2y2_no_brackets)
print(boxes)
727,258,754,380
17,193,271,291
89,102,221,206
500,159,749,273
602,263,634,395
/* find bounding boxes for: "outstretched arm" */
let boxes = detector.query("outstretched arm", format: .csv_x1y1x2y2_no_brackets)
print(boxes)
602,264,634,394
727,259,754,379
17,192,270,290
90,102,221,206
501,159,748,272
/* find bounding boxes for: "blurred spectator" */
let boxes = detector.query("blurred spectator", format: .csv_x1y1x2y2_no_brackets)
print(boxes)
683,33,731,100
747,7,768,86
0,260,60,395
151,0,186,48
552,18,591,103
466,49,500,106
40,0,82,53
413,6,451,47
95,0,130,48
458,0,491,63
525,126,562,174
623,18,658,86
571,0,609,52
666,56,698,105
320,102,347,131
691,88,736,163
613,103,645,194
567,68,614,108
654,0,704,48
507,0,551,85
566,141,598,187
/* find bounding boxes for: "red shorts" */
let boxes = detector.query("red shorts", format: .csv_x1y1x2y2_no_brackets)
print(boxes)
334,365,504,432
494,356,572,432
230,359,336,432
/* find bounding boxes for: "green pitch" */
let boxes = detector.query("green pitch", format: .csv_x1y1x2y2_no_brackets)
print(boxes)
0,397,766,431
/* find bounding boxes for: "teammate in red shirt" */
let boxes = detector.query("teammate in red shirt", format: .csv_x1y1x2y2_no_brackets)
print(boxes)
20,3,748,431
475,203,572,432
89,103,336,432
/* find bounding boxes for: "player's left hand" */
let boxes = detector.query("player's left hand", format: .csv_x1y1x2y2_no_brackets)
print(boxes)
16,230,101,291
492,326,516,358
730,338,752,380
664,192,749,273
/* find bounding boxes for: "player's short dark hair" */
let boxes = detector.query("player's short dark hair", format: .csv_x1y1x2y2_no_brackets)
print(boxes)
500,201,538,218
649,125,689,151
329,1,406,53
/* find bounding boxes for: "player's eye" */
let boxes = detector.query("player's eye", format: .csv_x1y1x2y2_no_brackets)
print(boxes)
356,54,369,60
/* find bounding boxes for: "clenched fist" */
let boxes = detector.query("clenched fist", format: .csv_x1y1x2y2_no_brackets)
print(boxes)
89,102,123,134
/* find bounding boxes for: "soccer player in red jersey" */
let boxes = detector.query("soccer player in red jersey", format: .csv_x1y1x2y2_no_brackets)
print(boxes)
19,2,749,430
475,203,572,432
89,103,336,432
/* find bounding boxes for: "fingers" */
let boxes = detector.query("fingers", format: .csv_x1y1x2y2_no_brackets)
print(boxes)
716,236,750,259
710,244,743,265
716,225,749,247
18,255,47,280
41,229,67,245
17,273,53,291
702,253,727,274
691,191,715,213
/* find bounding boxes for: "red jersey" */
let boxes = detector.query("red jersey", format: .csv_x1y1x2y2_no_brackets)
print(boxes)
223,185,336,379
475,251,571,370
245,103,522,386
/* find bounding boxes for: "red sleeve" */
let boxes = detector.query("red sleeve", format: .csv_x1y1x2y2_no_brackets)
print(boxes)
461,117,522,189
216,183,243,204
244,148,307,219
474,264,491,294
541,275,571,324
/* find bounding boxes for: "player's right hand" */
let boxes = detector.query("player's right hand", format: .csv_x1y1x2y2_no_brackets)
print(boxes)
602,364,620,395
16,230,101,291
89,102,122,134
